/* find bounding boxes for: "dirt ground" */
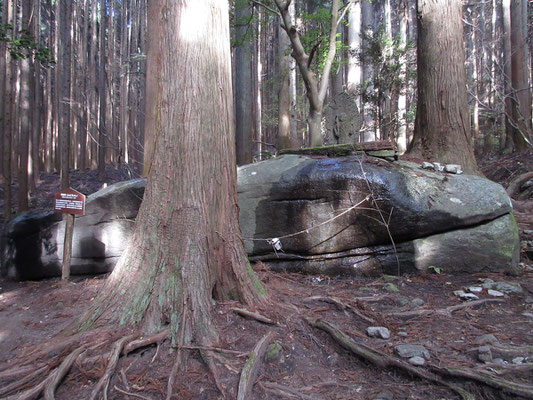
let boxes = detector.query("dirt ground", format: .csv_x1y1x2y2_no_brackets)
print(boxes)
0,153,532,399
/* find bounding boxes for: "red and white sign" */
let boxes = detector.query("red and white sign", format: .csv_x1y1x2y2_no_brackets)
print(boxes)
54,188,86,215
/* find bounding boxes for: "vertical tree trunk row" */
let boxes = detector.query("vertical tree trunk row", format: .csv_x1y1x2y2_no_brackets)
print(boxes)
0,0,147,223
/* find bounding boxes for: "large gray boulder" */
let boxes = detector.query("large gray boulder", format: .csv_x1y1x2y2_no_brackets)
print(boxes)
1,155,520,279
239,155,519,275
2,179,145,280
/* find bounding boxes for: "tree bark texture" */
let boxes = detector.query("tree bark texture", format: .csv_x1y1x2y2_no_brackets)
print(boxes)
78,0,263,343
408,0,479,174
234,2,255,165
396,0,408,154
59,0,72,189
346,1,361,99
277,18,292,150
98,0,107,178
502,0,514,152
2,0,13,222
510,0,532,151
17,0,32,212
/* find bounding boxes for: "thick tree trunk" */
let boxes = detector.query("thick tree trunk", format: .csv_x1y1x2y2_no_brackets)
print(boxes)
17,0,32,212
59,0,72,189
501,0,514,152
346,1,361,101
0,4,6,179
396,0,408,154
408,0,479,174
98,0,107,178
2,0,13,222
361,0,374,141
119,0,129,164
278,17,292,150
510,0,532,151
234,2,255,164
380,0,393,142
30,0,41,189
77,0,264,343
288,1,298,143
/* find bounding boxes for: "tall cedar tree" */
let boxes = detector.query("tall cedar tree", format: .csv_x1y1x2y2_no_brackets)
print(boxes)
75,0,264,345
407,0,480,174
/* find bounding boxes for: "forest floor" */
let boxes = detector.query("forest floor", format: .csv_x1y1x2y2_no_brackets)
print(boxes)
0,152,532,399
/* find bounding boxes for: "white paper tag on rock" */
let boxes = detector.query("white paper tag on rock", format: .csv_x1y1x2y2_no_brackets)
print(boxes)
269,238,282,251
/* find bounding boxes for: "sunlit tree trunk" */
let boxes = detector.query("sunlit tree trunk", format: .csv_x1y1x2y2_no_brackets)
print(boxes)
396,0,408,154
78,0,264,344
288,0,298,142
17,0,32,212
278,14,292,149
408,0,479,174
119,0,130,164
380,0,393,142
346,1,361,101
361,0,374,141
30,0,41,189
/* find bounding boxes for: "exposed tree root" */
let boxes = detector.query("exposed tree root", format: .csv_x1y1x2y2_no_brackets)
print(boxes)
307,317,533,399
259,381,320,400
44,346,87,400
431,366,533,398
305,295,376,324
0,366,48,397
305,317,475,400
391,298,505,320
231,307,278,325
475,363,533,375
488,344,533,359
4,346,85,400
0,365,46,381
507,171,533,199
237,331,276,400
353,294,391,303
123,329,170,355
165,346,186,400
176,345,249,357
114,385,153,400
3,374,54,400
202,349,229,398
88,334,136,400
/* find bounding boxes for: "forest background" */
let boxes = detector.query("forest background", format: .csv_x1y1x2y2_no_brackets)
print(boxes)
0,0,532,223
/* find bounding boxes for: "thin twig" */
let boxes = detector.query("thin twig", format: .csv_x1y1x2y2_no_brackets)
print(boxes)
244,195,370,242
176,345,249,357
249,0,282,17
305,296,376,324
391,299,505,320
113,385,153,400
359,156,401,275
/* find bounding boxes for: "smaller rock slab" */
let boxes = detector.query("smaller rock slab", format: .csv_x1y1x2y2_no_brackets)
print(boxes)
394,344,430,359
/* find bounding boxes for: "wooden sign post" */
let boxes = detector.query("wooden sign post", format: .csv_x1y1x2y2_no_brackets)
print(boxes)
54,188,86,280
